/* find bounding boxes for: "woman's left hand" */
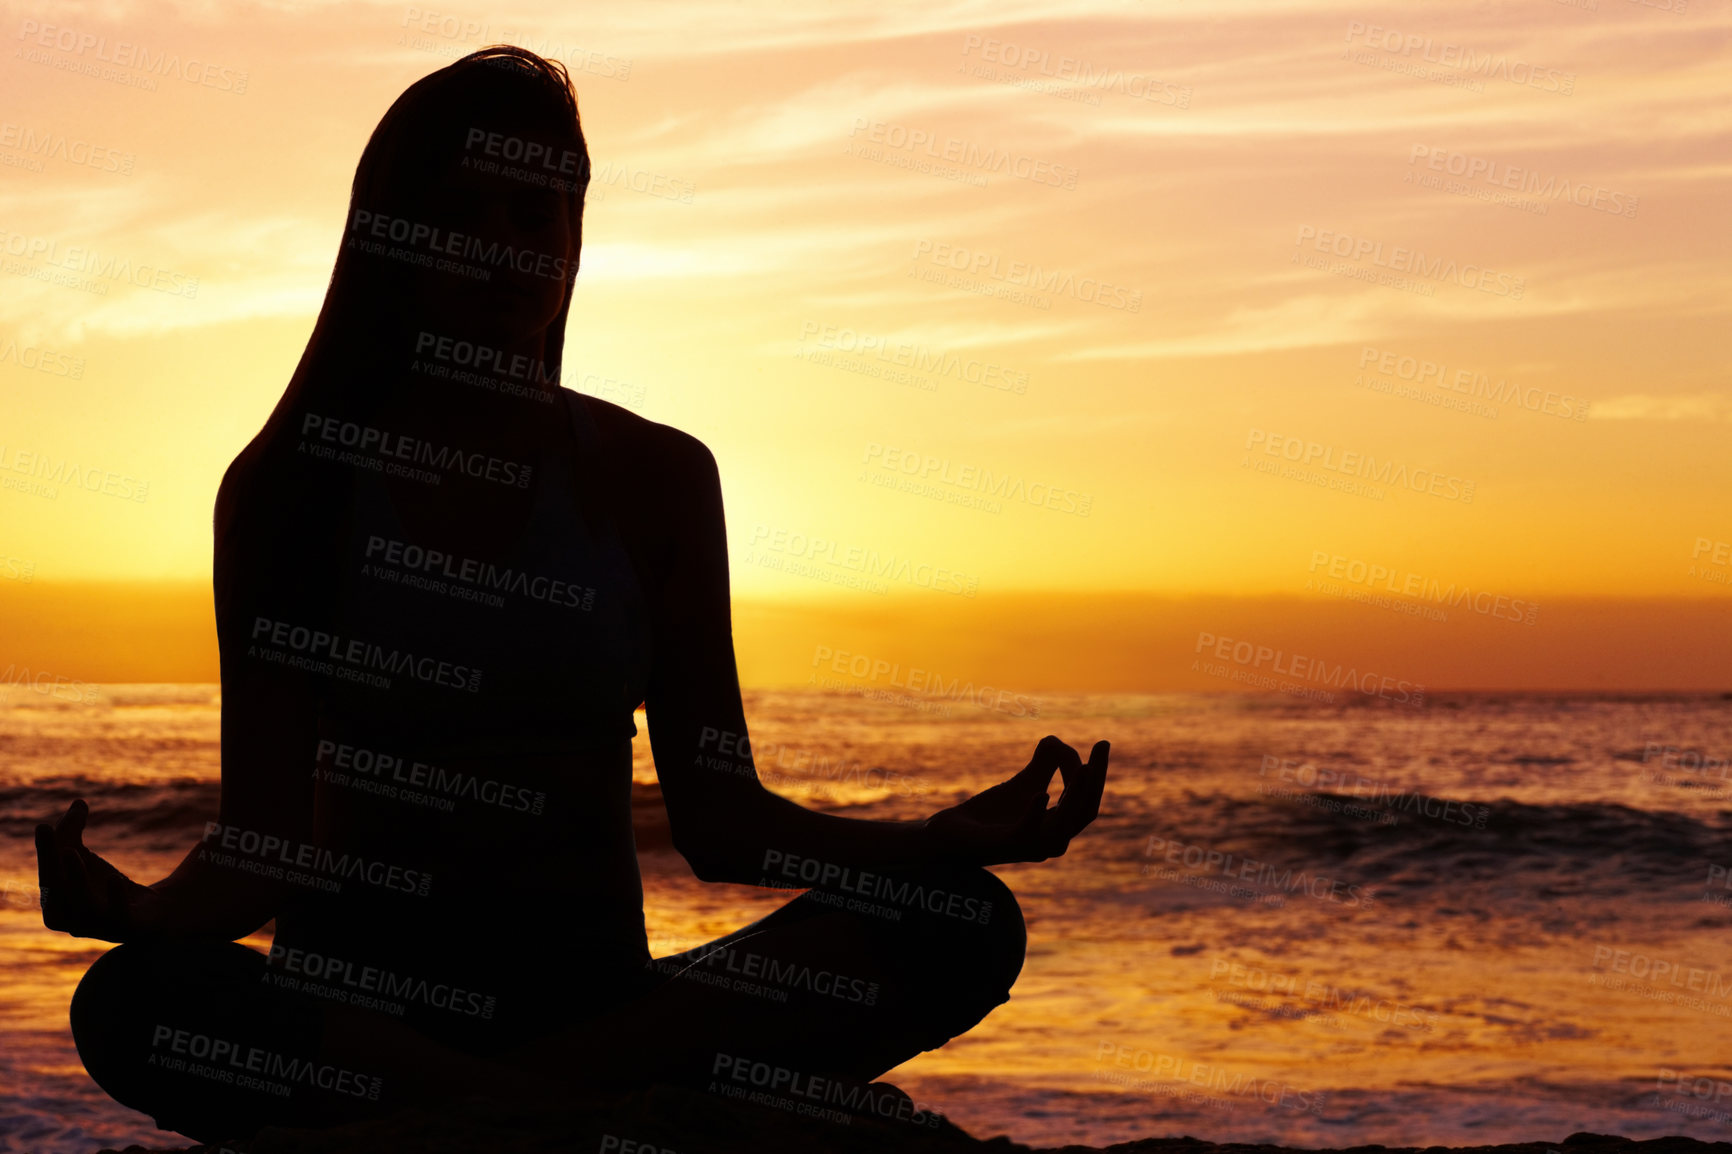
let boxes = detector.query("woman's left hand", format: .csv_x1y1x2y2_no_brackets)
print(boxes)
922,735,1109,867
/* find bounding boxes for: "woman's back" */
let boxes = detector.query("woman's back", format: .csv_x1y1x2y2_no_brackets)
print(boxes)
261,388,655,1055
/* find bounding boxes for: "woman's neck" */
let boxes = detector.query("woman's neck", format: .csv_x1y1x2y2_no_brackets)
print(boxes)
378,321,569,455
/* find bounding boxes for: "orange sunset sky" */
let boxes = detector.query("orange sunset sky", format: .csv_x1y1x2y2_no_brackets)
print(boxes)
0,0,1728,690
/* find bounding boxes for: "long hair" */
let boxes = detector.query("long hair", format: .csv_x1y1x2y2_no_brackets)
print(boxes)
213,46,590,628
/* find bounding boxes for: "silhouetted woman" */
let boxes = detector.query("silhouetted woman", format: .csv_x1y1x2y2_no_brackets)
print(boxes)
35,46,1108,1144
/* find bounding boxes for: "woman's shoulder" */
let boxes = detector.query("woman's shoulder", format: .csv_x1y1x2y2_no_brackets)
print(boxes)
568,389,719,487
565,390,723,572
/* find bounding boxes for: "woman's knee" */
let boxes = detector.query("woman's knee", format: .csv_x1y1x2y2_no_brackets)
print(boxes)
846,865,1025,1017
760,862,1027,1013
72,940,264,1051
924,865,1026,998
861,865,1025,1052
70,942,176,1115
71,942,166,1073
69,939,293,1139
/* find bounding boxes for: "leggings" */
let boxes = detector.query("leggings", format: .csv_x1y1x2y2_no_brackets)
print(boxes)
70,864,1025,1143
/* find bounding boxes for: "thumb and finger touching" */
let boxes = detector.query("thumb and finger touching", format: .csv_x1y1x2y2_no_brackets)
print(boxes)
36,800,98,932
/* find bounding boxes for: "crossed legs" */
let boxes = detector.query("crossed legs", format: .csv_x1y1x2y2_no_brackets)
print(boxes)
70,865,1025,1143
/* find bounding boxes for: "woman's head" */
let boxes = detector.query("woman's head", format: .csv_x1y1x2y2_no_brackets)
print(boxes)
340,46,591,351
220,47,591,551
270,45,590,437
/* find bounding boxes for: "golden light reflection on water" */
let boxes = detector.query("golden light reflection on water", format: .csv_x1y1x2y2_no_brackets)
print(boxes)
4,688,1732,1148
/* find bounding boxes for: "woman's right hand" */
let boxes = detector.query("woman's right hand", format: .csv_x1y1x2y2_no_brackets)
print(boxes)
35,799,162,942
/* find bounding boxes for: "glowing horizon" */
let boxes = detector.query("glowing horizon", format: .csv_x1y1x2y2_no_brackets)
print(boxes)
2,1,1729,684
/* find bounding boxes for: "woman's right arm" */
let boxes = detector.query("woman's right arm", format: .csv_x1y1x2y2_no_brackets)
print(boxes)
147,655,323,938
36,640,322,943
37,464,323,943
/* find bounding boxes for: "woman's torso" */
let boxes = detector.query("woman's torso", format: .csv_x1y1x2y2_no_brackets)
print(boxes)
270,390,656,1053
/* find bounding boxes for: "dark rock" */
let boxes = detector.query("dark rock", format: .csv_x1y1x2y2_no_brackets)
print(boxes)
87,1087,1732,1154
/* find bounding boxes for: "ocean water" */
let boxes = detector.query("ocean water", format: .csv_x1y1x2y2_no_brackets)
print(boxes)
2,683,1730,1153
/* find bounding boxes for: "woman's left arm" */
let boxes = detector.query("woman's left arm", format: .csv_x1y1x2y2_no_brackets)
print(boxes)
638,429,1106,885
